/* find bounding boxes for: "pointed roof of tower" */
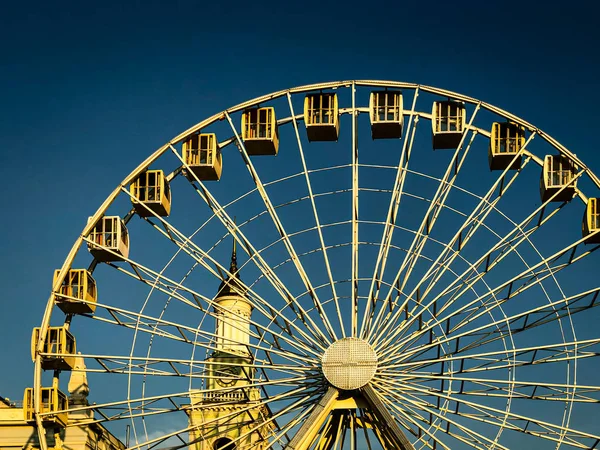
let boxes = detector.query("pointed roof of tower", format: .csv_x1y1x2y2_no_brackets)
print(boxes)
216,235,247,299
68,354,90,407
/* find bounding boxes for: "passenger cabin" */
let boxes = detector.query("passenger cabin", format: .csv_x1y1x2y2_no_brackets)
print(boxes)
87,216,129,262
130,170,172,216
241,107,279,155
304,93,339,141
369,91,403,139
432,100,466,149
182,133,223,180
31,326,76,370
24,387,68,427
582,198,600,244
489,122,525,170
540,155,577,202
53,269,97,314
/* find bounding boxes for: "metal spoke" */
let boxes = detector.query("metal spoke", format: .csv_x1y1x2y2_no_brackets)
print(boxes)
381,286,600,367
375,380,499,449
286,92,346,339
40,352,315,378
380,239,598,364
120,186,324,354
170,144,331,349
369,104,481,342
361,87,420,338
126,384,316,450
224,112,338,343
373,144,534,349
386,380,600,447
376,168,588,354
351,82,359,337
36,80,600,450
388,338,600,374
380,370,600,404
75,239,322,362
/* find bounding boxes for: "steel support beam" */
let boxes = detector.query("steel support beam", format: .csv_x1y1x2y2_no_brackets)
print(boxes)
360,384,416,450
285,387,339,450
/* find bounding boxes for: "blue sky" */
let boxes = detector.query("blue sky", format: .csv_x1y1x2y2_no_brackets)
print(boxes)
1,0,599,446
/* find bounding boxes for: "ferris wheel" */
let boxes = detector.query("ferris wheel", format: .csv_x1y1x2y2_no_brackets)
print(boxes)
30,80,600,450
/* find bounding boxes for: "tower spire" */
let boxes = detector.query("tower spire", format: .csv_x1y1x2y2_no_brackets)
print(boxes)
216,224,245,298
230,230,238,274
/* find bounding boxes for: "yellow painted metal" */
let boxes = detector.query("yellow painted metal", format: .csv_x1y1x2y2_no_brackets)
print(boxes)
332,394,366,410
23,388,68,428
286,387,339,450
86,216,130,262
313,412,335,450
369,91,403,139
431,100,466,149
540,154,577,202
31,327,76,371
32,80,600,450
583,198,600,243
360,384,416,450
53,269,97,315
488,121,525,170
183,134,223,180
287,389,404,450
241,108,279,155
304,93,339,142
130,169,172,216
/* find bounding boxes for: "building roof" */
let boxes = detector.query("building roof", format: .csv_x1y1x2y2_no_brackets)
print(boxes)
0,396,13,408
216,237,247,299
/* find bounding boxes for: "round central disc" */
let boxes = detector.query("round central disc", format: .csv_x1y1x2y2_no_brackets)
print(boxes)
321,338,378,390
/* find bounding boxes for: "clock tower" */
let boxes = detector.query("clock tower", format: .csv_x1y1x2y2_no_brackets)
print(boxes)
188,241,272,450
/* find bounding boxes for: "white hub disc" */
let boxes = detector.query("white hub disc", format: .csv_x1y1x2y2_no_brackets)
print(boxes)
322,338,378,390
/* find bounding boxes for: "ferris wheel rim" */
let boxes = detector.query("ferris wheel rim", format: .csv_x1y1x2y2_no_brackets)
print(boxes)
38,79,595,298
32,80,600,450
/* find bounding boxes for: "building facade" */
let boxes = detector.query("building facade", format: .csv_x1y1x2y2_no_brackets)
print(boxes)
0,357,125,450
188,244,272,450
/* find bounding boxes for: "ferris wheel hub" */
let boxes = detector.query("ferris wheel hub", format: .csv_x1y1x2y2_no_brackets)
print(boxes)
321,337,378,390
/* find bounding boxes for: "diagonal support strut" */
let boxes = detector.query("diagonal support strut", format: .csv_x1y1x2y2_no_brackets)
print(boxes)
360,383,416,450
285,383,415,450
285,387,340,450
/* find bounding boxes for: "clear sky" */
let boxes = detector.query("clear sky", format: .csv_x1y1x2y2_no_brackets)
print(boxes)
1,0,599,446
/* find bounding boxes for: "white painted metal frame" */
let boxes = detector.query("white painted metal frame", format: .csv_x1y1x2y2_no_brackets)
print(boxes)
34,81,600,450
